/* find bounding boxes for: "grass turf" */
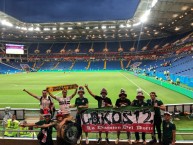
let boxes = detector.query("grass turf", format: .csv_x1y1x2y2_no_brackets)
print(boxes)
0,71,193,140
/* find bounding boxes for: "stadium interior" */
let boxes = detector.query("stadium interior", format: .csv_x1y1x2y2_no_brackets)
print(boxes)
0,0,193,144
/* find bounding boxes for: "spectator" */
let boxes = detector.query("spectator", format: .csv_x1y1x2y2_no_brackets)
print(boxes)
162,112,176,145
48,87,77,115
23,89,55,118
176,78,180,85
115,89,132,144
4,114,20,137
85,84,112,144
21,113,54,145
147,92,166,144
73,86,89,144
131,89,147,144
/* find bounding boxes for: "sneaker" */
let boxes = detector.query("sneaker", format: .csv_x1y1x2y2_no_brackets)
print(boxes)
106,138,110,144
115,138,119,144
143,141,147,145
86,137,89,144
77,137,81,144
97,138,102,144
149,139,157,144
133,140,139,143
128,140,132,144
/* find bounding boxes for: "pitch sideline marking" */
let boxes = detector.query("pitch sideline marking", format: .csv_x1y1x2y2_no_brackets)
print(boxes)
120,72,149,95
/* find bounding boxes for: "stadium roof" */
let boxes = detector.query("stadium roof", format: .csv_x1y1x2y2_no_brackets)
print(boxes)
0,0,192,43
0,0,140,23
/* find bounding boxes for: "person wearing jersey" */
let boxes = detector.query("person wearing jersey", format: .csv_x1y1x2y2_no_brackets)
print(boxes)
131,89,147,145
72,86,89,144
147,92,166,144
48,88,77,115
115,89,132,144
162,112,176,145
36,111,74,145
85,84,112,144
23,89,55,117
21,113,54,145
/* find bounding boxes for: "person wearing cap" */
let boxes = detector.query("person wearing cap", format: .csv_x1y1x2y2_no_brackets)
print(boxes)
85,84,112,144
23,89,55,118
147,92,166,144
72,86,89,144
115,89,132,145
21,113,54,145
162,112,176,145
36,111,74,145
131,88,147,145
48,87,77,115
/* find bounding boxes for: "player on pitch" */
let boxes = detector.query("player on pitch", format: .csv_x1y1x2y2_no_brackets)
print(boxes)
85,84,112,144
115,89,132,144
48,87,77,115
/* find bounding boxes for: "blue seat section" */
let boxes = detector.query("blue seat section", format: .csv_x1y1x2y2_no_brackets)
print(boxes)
89,61,104,70
137,55,193,87
73,61,88,71
0,63,22,74
106,60,121,70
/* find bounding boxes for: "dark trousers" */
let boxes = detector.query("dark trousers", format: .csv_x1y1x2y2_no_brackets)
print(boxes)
162,139,172,145
39,140,53,145
153,117,162,140
135,132,146,141
76,114,82,136
57,137,71,145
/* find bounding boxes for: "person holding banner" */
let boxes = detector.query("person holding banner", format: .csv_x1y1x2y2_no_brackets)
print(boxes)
85,84,112,144
48,87,77,115
115,89,132,145
23,89,55,118
147,92,166,144
162,112,176,145
131,89,147,145
72,86,89,144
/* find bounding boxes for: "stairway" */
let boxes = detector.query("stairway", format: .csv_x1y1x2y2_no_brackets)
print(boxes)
69,61,75,70
120,60,124,69
52,62,60,70
37,62,44,70
33,62,36,69
126,60,131,68
86,61,91,70
104,60,106,70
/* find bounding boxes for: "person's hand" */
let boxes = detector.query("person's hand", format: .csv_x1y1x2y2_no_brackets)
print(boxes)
172,141,175,145
85,84,88,88
154,103,158,108
23,89,26,92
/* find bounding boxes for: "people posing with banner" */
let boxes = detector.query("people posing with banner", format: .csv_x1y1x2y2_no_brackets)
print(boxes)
115,89,132,145
85,84,113,144
72,86,89,144
131,89,147,145
23,89,55,118
47,87,78,115
147,92,166,144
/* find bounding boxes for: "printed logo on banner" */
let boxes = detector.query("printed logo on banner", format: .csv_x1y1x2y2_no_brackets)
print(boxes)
80,107,154,133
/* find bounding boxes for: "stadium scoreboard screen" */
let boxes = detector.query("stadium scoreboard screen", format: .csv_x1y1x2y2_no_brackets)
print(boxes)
5,44,24,54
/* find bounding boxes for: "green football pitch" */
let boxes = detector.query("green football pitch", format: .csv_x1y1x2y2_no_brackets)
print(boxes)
0,71,193,140
0,71,192,108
